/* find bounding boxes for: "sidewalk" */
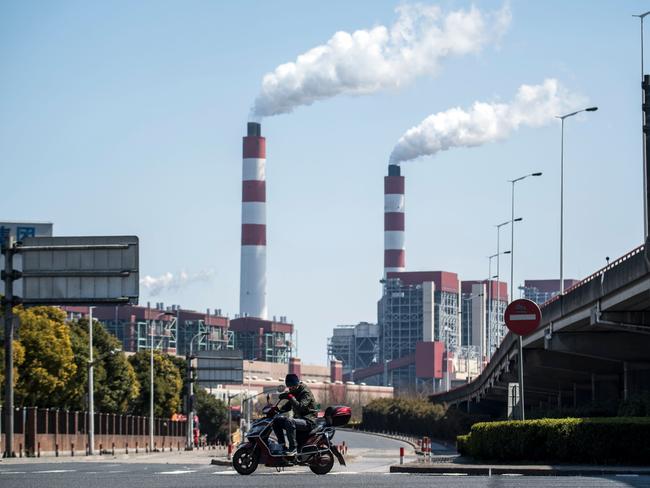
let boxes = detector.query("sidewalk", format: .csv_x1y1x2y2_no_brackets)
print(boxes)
391,459,650,476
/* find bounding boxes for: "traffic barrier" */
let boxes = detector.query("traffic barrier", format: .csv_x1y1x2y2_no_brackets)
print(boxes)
19,443,22,458
125,442,129,454
37,442,41,458
136,441,139,454
71,443,74,457
111,442,115,456
399,447,404,465
227,443,233,461
55,443,59,457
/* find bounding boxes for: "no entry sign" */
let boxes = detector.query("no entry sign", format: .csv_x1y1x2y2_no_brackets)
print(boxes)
505,299,542,336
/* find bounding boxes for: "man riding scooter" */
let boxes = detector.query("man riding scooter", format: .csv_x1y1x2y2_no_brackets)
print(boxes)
272,373,318,456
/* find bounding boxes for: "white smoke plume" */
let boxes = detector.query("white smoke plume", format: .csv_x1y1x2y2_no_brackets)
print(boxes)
252,4,511,117
389,79,585,164
140,269,215,297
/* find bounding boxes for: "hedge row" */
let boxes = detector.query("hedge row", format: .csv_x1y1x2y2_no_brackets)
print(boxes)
457,417,650,465
361,398,488,441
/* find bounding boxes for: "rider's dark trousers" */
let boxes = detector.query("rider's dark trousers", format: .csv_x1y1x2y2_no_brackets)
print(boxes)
272,417,311,449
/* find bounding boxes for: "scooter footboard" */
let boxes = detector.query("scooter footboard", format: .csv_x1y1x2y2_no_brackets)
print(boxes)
331,444,346,466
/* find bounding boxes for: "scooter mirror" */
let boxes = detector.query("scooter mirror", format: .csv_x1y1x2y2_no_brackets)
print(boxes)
277,384,286,393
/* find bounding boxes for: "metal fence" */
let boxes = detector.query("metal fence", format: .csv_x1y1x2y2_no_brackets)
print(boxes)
1,407,187,456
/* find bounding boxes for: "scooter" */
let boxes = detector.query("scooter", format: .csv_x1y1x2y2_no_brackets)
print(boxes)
232,397,351,475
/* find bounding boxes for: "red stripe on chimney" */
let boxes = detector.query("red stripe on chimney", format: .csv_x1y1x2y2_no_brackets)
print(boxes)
242,180,266,202
384,249,405,268
243,137,266,159
385,212,405,231
384,176,405,194
241,224,266,246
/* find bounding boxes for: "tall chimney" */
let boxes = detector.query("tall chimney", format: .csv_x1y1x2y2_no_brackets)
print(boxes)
384,164,405,275
240,122,268,319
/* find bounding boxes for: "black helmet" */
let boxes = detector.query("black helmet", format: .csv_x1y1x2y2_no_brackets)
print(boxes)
285,373,300,387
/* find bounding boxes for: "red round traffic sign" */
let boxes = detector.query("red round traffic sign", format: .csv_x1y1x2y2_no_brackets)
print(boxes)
504,299,542,336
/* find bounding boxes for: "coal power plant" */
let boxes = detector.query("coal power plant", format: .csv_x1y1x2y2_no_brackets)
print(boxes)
328,163,510,395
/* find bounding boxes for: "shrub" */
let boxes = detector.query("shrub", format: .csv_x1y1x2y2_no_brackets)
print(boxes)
457,417,650,465
361,398,487,441
456,434,470,456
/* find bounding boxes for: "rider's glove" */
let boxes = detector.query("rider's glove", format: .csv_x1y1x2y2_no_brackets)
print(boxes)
278,392,291,400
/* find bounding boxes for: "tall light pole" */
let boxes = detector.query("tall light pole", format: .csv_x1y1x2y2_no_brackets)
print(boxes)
87,307,95,455
148,308,172,451
487,251,510,358
495,218,521,353
634,12,650,241
557,107,598,293
186,331,205,449
149,304,154,451
509,173,542,301
509,172,541,421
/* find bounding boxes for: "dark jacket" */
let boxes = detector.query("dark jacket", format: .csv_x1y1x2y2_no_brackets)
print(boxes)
280,383,318,422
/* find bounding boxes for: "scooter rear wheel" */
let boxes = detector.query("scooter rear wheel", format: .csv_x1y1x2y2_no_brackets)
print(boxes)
309,448,334,475
233,446,259,475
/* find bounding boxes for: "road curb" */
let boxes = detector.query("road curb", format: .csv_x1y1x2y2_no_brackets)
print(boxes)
390,463,650,476
339,429,429,452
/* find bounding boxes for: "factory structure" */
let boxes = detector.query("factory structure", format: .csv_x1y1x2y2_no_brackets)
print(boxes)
60,122,394,409
328,163,510,394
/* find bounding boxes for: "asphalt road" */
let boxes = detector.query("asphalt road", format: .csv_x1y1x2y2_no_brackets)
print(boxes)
0,431,648,487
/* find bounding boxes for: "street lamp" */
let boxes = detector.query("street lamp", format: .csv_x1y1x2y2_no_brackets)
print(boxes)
634,11,650,240
87,307,95,455
508,173,542,301
186,331,206,449
487,251,511,359
148,307,174,451
557,107,598,293
495,218,521,353
508,172,541,421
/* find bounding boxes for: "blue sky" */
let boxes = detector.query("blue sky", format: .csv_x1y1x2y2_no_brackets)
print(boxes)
0,1,645,364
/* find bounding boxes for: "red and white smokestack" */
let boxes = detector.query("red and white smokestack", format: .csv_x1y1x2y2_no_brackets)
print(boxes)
384,163,405,275
240,122,268,319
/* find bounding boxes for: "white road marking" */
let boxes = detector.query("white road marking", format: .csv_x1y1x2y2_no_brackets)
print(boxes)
33,469,76,474
214,470,237,475
158,469,197,474
0,471,27,474
616,474,639,477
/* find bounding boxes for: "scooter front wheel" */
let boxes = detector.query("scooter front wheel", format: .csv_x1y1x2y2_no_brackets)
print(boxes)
232,445,259,475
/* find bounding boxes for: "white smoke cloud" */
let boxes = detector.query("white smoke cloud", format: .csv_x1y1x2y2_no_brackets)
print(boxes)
140,269,215,297
252,4,511,117
389,78,585,164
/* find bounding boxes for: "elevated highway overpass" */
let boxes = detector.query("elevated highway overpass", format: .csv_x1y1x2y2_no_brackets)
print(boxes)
431,242,650,416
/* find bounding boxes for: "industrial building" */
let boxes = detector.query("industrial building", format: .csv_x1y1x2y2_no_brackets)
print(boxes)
230,316,295,363
327,322,380,376
460,280,509,360
63,303,295,364
63,304,233,356
521,279,580,305
326,163,515,394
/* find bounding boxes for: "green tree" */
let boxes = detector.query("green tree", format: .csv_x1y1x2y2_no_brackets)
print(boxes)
129,350,182,417
13,307,76,407
66,319,140,414
194,387,229,443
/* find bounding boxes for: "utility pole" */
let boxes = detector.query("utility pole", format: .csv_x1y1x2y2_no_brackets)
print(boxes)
88,307,95,455
2,235,16,458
